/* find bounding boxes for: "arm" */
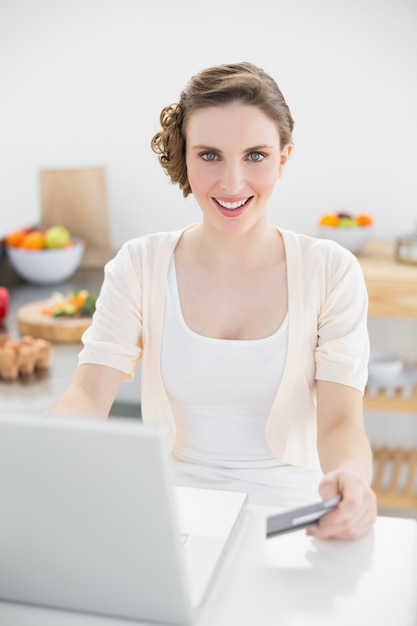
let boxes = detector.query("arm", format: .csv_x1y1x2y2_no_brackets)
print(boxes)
309,380,377,540
50,363,125,418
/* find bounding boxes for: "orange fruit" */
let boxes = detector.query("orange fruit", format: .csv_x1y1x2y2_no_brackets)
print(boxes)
319,214,339,227
356,214,373,226
6,229,27,247
20,230,46,250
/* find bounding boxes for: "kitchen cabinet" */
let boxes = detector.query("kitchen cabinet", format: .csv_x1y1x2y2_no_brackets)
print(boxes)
358,241,417,510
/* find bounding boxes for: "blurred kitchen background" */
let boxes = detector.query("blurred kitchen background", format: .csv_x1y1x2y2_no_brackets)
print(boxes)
1,0,416,244
1,0,417,515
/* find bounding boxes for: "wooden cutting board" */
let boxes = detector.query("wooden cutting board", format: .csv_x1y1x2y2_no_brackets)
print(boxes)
17,300,93,343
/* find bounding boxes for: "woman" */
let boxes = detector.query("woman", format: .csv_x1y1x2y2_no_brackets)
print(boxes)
51,62,377,540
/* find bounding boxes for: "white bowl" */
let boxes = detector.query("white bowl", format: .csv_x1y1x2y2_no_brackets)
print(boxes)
6,239,85,285
317,226,373,254
368,351,404,380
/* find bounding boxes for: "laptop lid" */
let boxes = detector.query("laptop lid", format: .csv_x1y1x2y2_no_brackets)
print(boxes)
0,414,247,625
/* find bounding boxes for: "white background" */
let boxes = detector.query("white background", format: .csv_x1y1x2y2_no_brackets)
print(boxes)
1,0,416,244
1,0,417,448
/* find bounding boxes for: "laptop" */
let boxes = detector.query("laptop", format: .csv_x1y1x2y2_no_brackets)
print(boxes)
0,414,247,624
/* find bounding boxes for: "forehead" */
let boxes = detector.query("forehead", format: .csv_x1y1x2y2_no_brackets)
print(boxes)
185,102,280,147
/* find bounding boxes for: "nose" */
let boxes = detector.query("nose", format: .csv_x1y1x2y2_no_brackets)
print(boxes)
219,161,245,194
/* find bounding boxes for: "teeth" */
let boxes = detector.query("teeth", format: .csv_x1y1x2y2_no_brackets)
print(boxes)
216,198,248,210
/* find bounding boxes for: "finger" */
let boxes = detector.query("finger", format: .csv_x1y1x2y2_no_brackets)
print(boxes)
318,473,340,501
308,507,375,541
307,488,377,540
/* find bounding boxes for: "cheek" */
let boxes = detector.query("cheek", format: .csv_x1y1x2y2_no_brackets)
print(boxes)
250,165,279,192
187,162,218,193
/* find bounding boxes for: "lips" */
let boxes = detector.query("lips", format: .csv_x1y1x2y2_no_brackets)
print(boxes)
213,196,252,215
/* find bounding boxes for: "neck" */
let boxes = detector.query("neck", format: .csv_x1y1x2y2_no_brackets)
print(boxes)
190,220,282,270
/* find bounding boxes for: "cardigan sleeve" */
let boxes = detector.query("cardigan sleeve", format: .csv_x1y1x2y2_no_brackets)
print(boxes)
315,243,370,392
78,239,144,380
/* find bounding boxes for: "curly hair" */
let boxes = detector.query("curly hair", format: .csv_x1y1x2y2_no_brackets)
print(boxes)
150,62,295,198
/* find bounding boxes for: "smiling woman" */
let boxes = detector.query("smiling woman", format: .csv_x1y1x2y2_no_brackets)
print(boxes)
151,62,294,198
50,62,377,541
183,103,291,234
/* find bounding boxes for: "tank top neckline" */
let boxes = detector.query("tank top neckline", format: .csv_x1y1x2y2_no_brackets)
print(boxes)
169,256,288,345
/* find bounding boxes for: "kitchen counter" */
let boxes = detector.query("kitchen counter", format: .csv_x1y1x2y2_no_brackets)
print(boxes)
0,260,142,417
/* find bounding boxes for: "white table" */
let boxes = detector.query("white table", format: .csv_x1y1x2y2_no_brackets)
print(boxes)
0,508,416,626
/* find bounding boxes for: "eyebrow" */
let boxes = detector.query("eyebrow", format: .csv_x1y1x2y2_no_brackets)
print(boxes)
191,144,275,153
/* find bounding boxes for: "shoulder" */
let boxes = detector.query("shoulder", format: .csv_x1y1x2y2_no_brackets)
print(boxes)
279,228,361,271
122,228,187,255
108,226,194,273
279,229,366,305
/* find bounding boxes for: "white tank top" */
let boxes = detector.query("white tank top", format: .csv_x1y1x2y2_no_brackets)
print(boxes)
161,258,289,469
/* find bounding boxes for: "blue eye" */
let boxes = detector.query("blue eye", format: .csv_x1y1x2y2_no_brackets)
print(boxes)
248,152,265,162
201,152,218,161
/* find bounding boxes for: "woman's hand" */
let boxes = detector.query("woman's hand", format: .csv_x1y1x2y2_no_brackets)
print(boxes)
306,469,377,541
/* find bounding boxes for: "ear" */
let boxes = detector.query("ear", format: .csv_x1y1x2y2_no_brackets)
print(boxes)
277,144,293,179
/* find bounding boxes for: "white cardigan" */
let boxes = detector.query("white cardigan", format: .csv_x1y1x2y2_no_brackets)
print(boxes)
79,226,369,469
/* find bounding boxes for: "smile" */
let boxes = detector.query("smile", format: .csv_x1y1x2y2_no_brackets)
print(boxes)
214,197,252,210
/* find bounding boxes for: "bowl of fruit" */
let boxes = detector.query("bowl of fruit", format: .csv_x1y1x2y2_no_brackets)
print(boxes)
5,226,85,285
317,213,373,254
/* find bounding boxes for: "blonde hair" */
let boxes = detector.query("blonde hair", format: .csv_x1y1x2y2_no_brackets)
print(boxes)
151,62,294,197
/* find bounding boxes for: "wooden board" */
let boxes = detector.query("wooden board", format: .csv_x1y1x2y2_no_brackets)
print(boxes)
16,300,92,343
358,241,417,318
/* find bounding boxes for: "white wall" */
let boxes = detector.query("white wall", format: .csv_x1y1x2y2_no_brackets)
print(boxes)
1,0,416,245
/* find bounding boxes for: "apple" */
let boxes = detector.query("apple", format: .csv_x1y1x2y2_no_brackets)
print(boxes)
338,217,358,228
0,286,9,323
45,226,71,249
